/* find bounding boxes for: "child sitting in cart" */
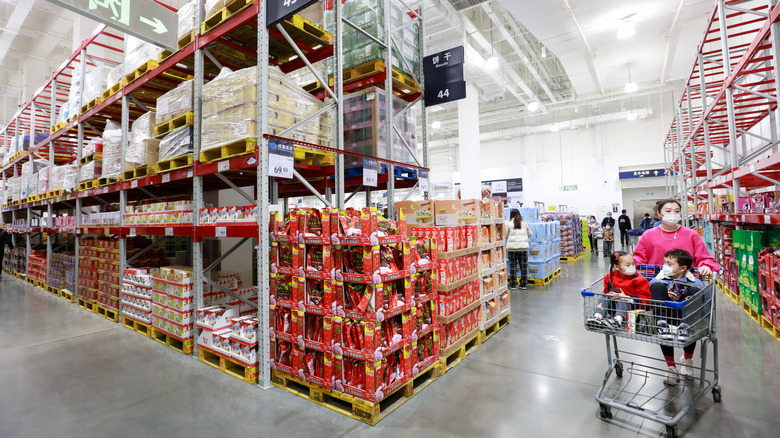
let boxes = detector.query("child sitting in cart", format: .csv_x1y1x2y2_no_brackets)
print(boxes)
649,249,705,342
586,251,651,330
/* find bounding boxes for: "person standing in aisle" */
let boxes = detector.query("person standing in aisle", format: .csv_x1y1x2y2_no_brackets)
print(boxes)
506,209,533,290
640,213,654,231
633,199,719,385
618,209,632,248
0,229,14,280
602,212,616,229
588,216,601,254
602,225,615,256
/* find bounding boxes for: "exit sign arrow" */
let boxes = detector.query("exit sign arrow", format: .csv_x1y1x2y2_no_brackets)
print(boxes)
46,0,178,51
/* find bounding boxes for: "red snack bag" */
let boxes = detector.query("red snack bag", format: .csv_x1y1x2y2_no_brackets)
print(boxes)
306,210,322,236
379,246,399,273
279,244,293,267
307,279,324,306
308,246,324,271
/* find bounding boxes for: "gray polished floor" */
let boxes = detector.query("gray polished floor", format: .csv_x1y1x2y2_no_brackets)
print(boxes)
0,253,778,438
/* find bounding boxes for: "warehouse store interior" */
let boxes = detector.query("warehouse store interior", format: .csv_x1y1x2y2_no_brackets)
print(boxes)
0,0,779,437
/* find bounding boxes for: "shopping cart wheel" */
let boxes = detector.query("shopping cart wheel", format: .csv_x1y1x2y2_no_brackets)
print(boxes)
599,403,612,419
712,386,722,403
614,361,623,378
666,425,678,438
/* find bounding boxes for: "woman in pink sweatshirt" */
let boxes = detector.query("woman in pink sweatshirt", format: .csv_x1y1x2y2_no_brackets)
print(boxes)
633,198,719,384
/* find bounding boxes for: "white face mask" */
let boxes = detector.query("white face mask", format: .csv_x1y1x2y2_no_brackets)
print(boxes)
662,265,677,276
622,266,636,276
663,214,682,224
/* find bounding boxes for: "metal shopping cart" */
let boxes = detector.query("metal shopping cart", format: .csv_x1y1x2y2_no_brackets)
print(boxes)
581,265,720,438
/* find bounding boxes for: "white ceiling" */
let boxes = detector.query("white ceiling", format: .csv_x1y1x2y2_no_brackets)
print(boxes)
0,0,714,135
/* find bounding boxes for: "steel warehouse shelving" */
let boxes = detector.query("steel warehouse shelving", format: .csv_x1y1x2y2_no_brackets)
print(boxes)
1,0,431,392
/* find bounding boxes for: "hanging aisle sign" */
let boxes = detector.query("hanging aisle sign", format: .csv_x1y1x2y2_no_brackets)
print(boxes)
267,0,319,27
45,0,178,51
363,157,378,188
268,137,294,179
423,46,466,107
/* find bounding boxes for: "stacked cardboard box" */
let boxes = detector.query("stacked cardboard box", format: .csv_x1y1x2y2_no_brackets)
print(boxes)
28,251,47,283
48,252,75,292
122,268,157,324
3,247,26,274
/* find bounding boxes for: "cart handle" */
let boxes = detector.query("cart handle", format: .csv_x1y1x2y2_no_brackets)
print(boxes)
581,290,594,297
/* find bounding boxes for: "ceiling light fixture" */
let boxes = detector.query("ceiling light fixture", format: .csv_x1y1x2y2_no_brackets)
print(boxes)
432,121,441,129
550,124,559,132
541,47,547,58
626,112,638,121
617,20,636,39
527,101,540,112
486,56,499,70
625,65,637,93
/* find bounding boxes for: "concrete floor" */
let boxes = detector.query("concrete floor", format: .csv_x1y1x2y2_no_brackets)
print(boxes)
0,253,778,438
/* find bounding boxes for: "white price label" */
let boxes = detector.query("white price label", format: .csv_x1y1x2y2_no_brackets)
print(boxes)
363,158,378,188
742,215,746,223
131,180,138,188
129,228,137,236
187,169,193,178
165,227,173,236
418,169,429,194
765,215,771,224
215,226,227,237
269,153,293,179
162,173,171,183
218,160,230,173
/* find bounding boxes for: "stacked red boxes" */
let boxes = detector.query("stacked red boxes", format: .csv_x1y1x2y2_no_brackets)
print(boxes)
28,251,47,283
714,223,736,291
121,268,157,324
761,250,780,327
269,207,438,404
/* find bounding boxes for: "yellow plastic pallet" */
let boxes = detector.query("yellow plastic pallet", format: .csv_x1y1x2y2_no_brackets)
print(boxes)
294,147,335,166
95,304,120,323
269,14,334,62
78,179,99,192
561,252,584,262
80,96,103,114
529,268,562,286
123,60,159,86
122,165,150,181
272,360,439,426
50,121,66,134
151,328,194,355
45,285,59,295
154,112,194,138
44,189,63,199
741,300,762,324
760,316,780,343
437,327,482,375
481,313,511,343
153,153,194,174
79,153,102,166
159,31,196,62
201,0,256,34
122,316,153,337
306,60,420,98
200,138,257,163
100,81,123,101
198,347,258,384
77,297,97,313
60,289,75,303
97,176,119,187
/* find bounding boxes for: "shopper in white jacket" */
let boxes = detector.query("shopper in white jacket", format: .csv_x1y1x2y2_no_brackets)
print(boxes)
506,209,533,290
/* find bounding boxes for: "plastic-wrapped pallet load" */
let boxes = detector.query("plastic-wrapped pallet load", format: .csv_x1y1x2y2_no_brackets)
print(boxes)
156,79,193,124
178,1,196,39
100,121,122,178
124,35,163,77
38,167,49,195
82,65,110,104
159,125,193,161
48,166,65,191
126,112,160,168
107,63,124,88
342,86,416,168
62,164,78,192
205,0,230,19
66,62,83,120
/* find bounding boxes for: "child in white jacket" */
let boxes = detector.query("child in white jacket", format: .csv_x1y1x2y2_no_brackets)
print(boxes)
506,209,533,289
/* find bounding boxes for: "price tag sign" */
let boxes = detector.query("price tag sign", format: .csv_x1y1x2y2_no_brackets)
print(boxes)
267,0,319,27
187,169,193,178
131,180,138,188
363,157,378,187
765,215,771,224
218,161,230,173
418,169,429,194
165,227,173,236
129,228,137,236
424,81,467,107
215,226,227,237
269,137,294,179
162,173,171,183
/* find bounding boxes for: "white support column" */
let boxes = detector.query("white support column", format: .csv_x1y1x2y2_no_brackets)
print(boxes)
458,82,481,200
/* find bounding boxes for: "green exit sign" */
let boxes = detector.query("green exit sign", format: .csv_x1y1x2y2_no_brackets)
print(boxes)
560,185,578,191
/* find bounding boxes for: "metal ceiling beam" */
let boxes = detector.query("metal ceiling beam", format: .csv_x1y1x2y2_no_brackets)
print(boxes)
561,0,604,95
661,0,687,84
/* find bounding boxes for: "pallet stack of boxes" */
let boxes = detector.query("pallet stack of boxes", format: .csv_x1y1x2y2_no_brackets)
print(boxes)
714,223,736,291
526,218,561,281
78,138,103,184
733,230,780,316
269,207,438,402
122,268,157,325
3,247,26,274
478,199,508,329
28,250,47,284
156,79,194,163
758,249,780,328
48,252,75,292
78,238,119,307
556,213,584,257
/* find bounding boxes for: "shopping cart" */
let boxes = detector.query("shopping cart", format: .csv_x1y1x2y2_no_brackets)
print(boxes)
581,265,720,438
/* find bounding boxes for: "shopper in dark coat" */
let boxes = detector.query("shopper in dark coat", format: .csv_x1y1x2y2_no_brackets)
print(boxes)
640,213,654,230
618,209,632,247
601,212,616,229
0,229,14,279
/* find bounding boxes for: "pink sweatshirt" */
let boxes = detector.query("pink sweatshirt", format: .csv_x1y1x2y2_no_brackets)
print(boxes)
633,226,720,272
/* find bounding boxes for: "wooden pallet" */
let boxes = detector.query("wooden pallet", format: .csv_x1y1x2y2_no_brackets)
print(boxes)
151,328,194,354
272,359,439,425
79,153,102,166
122,165,150,181
199,347,258,384
481,313,511,343
95,304,120,323
80,96,103,114
153,153,194,174
123,316,152,337
200,138,257,163
100,81,123,101
437,327,482,375
77,297,97,313
159,31,196,62
97,176,119,187
529,268,562,286
60,289,75,303
78,179,98,191
561,252,584,262
155,112,194,138
202,0,256,34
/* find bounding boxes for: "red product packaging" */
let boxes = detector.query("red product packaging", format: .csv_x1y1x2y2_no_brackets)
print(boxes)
459,226,466,250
